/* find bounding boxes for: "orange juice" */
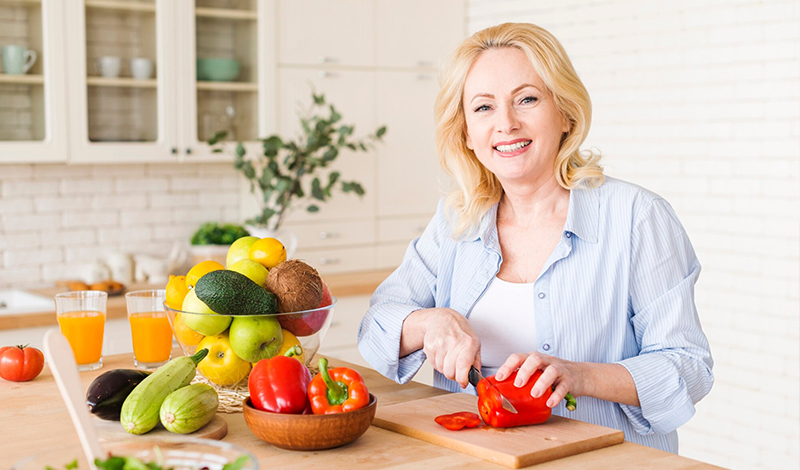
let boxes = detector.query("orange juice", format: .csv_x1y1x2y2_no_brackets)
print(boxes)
57,310,105,365
129,312,172,364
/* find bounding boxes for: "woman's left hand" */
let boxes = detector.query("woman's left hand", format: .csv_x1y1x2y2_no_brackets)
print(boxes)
495,352,587,408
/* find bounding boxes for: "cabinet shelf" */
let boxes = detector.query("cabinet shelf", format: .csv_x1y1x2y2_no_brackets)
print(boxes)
87,76,157,88
0,0,40,7
0,73,43,85
195,7,257,20
196,81,257,92
85,0,155,13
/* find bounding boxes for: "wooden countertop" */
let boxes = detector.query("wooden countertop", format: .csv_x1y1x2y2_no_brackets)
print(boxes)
0,270,393,331
0,350,724,469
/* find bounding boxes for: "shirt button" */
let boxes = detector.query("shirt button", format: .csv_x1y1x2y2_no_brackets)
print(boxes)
543,344,551,351
538,292,546,299
565,232,572,238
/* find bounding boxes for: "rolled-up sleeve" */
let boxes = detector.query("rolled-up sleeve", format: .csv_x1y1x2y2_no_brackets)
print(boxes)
357,202,445,383
617,198,714,435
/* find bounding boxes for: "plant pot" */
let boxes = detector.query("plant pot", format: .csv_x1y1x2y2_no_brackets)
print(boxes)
245,225,298,258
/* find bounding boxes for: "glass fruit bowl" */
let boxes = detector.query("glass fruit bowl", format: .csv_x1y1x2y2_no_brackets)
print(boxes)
164,298,336,390
11,436,258,470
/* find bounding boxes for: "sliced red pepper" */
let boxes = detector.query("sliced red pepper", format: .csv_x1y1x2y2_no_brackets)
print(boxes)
434,411,482,431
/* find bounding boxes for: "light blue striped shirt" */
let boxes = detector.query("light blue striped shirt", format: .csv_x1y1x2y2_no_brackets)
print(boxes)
358,177,714,453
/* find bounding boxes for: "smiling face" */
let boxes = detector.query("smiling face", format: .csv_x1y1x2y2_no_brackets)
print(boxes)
463,47,569,187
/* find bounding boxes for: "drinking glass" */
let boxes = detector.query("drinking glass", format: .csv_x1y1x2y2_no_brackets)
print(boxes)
54,291,107,371
126,289,172,369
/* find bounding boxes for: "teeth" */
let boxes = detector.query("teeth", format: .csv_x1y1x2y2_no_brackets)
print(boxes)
495,141,531,152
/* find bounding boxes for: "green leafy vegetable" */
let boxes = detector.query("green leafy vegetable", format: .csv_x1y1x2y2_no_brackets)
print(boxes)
190,222,251,246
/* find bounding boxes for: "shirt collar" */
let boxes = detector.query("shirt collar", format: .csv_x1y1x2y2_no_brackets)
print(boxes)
470,184,599,246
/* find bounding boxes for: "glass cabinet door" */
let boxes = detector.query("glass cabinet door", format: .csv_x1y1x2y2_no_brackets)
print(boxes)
175,0,275,161
0,0,67,162
66,0,177,162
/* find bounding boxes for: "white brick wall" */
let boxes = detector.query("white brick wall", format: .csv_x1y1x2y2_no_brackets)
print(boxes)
468,1,799,469
0,163,241,289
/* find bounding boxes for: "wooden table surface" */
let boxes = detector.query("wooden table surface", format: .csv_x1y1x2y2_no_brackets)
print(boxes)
1,349,723,469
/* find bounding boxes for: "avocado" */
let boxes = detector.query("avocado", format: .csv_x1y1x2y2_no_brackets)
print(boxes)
194,269,278,316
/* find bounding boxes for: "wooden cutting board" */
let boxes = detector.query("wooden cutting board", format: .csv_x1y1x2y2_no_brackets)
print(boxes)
373,393,624,468
93,415,228,441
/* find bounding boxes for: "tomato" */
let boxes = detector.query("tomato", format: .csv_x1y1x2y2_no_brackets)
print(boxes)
434,411,482,431
0,345,45,382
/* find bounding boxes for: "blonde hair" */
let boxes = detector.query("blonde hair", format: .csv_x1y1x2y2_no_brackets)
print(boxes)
435,23,603,238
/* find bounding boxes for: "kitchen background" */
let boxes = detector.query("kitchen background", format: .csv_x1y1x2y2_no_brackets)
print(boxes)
0,1,798,469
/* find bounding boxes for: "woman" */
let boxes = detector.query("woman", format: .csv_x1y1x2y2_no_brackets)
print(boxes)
357,23,713,453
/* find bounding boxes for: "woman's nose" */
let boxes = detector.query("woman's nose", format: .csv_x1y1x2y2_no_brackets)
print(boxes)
496,106,520,134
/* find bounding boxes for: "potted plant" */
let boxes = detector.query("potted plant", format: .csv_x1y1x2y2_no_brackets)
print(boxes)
208,92,386,256
188,222,251,266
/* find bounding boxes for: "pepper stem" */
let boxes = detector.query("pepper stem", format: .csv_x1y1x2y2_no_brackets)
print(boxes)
318,357,348,406
564,392,577,411
283,345,302,358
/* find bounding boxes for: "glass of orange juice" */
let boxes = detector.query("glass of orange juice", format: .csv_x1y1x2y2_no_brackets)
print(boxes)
125,289,172,369
55,291,107,371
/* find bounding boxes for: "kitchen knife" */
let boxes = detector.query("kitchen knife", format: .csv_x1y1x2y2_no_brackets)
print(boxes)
468,365,518,414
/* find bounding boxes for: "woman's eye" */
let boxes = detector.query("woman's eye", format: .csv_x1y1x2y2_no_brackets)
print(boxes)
474,104,491,112
521,96,539,105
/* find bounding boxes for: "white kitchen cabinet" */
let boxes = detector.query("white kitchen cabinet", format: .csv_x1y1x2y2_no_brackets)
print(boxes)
0,0,68,163
288,219,376,250
278,0,373,67
64,0,277,163
294,246,376,276
376,70,446,217
376,0,465,69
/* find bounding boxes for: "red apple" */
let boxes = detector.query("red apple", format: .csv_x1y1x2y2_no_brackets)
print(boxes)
278,281,333,337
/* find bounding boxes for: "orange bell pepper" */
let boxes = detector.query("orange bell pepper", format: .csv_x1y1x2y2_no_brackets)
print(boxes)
308,358,369,414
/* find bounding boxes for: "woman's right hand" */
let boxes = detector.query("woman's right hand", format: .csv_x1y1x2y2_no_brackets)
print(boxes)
402,308,481,388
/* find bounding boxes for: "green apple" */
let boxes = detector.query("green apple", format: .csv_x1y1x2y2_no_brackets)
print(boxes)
228,315,283,363
226,236,260,268
181,289,232,336
229,259,269,287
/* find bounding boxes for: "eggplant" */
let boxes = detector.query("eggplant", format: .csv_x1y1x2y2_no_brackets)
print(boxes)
86,369,150,421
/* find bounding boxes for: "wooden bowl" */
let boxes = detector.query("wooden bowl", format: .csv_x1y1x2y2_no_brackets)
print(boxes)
243,394,377,451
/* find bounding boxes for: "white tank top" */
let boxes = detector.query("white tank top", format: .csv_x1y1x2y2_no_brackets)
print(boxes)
468,276,537,376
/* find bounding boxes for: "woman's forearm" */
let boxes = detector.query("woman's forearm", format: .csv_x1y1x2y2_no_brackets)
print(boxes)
399,309,429,357
578,362,640,407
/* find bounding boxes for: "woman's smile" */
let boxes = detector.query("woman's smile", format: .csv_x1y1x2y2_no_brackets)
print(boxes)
494,139,532,156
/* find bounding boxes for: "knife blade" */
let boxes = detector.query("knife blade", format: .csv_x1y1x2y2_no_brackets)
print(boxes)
468,366,518,414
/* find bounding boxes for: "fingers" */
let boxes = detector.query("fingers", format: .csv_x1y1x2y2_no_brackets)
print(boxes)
549,381,570,408
531,363,559,398
495,353,525,381
515,353,546,388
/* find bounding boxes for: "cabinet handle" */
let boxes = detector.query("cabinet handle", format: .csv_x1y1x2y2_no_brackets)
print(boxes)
317,70,338,79
417,60,433,67
185,148,192,155
416,73,434,81
171,147,177,154
319,257,341,265
318,56,337,64
318,231,340,239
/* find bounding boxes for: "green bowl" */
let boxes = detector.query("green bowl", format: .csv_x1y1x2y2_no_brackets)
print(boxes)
197,58,240,82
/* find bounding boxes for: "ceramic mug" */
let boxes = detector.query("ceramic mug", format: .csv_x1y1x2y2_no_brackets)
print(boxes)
2,45,37,75
130,57,153,79
95,56,122,78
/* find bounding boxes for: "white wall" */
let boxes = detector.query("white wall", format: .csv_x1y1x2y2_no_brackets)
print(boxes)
467,1,799,469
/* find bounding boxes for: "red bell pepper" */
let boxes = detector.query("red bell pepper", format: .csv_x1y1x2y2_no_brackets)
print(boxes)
248,346,312,414
434,411,482,431
477,369,577,428
308,357,370,414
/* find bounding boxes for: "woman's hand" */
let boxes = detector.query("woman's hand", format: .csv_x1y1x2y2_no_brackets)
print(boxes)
495,352,588,408
402,308,481,388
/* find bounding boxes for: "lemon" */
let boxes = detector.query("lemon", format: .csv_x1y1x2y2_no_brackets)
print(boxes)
165,275,189,310
186,260,225,289
248,237,287,269
196,334,252,386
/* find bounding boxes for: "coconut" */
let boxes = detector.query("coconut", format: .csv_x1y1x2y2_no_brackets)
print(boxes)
265,259,323,313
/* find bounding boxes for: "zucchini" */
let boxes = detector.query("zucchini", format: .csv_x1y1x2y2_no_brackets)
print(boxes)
86,369,150,421
120,348,209,435
160,383,219,434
